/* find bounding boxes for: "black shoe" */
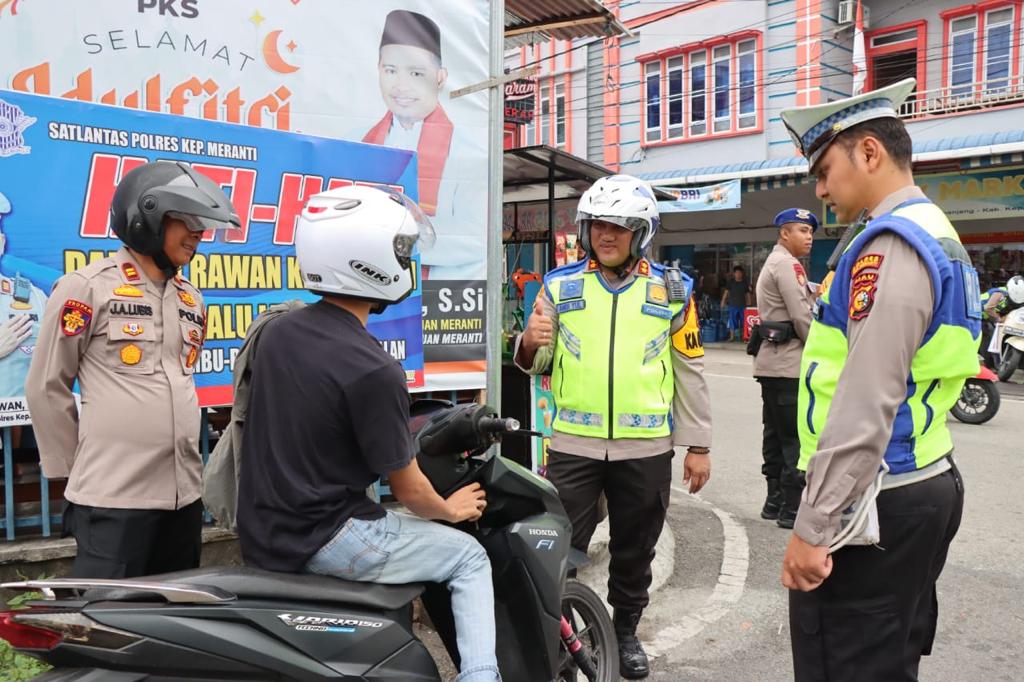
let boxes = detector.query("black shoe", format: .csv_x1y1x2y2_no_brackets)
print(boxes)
776,508,796,529
760,480,782,520
613,609,650,679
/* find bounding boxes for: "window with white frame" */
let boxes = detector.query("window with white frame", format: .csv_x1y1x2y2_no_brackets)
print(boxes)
712,44,731,133
946,5,1019,100
737,39,757,129
690,51,707,136
540,83,550,145
667,56,684,139
949,15,977,97
645,61,661,142
554,82,567,147
984,7,1014,92
640,33,760,144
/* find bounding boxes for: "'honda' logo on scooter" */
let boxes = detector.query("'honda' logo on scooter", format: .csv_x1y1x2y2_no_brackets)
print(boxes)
528,528,559,537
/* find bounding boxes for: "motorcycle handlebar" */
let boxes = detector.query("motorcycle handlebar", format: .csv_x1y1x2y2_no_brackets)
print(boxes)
477,416,520,435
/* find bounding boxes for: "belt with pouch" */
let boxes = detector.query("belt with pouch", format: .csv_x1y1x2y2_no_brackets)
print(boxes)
746,320,797,356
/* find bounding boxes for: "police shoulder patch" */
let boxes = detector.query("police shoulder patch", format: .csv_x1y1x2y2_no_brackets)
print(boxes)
849,252,884,320
671,301,704,358
61,300,93,336
792,263,807,288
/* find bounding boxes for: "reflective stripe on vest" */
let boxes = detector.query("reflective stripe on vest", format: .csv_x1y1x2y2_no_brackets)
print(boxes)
546,259,687,439
798,201,981,474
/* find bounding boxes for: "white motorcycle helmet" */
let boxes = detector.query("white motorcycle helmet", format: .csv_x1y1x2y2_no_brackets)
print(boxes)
1008,275,1024,304
576,175,660,260
295,185,435,307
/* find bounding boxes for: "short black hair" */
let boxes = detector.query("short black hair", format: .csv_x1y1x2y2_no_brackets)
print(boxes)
733,265,745,273
835,117,912,170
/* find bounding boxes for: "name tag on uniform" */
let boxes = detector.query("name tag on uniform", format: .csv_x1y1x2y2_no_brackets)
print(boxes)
641,304,673,319
557,299,586,314
960,263,982,320
559,278,584,300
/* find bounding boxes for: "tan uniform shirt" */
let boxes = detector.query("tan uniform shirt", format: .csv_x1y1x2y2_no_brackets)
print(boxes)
794,186,937,546
26,247,205,510
753,244,814,378
514,262,713,461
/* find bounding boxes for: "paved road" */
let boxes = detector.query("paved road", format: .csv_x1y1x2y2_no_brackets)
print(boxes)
635,347,1024,681
423,347,1023,680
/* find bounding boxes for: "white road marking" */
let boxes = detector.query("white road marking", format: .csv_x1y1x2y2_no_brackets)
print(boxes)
645,489,750,658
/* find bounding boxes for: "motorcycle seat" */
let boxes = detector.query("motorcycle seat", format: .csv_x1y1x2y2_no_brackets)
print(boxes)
147,566,425,611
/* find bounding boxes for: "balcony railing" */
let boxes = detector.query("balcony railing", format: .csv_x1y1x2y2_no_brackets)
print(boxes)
898,76,1024,119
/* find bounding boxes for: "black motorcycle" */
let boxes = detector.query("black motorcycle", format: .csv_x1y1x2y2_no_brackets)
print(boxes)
0,402,617,681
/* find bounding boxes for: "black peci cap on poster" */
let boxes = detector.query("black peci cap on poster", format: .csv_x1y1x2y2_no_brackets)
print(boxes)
380,9,442,60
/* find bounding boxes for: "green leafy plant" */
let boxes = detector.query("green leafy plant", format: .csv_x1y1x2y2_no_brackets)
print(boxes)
0,571,53,679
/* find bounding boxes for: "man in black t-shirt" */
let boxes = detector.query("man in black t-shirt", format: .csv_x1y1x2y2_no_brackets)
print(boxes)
236,186,500,682
720,265,751,341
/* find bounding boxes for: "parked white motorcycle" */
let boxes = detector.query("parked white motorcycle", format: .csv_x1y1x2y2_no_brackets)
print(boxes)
994,307,1024,382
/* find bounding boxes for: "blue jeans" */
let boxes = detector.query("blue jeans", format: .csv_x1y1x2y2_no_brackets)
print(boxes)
305,512,500,682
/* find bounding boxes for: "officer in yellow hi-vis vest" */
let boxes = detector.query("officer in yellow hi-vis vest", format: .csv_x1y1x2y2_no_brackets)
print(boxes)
516,175,712,680
778,79,978,680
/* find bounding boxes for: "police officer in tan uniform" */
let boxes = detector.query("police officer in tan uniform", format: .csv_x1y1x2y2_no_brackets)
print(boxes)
750,208,816,528
780,80,975,679
27,161,239,578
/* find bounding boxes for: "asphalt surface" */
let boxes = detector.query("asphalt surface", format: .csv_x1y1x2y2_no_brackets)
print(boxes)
421,347,1024,680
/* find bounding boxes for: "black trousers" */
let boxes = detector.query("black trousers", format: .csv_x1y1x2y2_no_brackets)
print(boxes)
758,377,804,509
64,499,204,578
789,464,964,682
545,449,672,612
979,320,997,368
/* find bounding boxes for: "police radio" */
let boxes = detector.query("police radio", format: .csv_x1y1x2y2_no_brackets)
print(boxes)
662,267,688,302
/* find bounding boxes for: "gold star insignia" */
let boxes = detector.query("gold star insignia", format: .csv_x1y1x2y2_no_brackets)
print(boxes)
249,10,265,27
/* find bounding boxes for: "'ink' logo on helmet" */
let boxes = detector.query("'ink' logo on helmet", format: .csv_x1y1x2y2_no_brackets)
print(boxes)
350,260,392,286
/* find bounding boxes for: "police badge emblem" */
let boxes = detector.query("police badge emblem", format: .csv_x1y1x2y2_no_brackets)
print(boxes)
0,99,36,158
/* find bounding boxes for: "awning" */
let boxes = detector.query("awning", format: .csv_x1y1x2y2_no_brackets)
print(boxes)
504,145,615,203
505,0,630,48
505,145,675,203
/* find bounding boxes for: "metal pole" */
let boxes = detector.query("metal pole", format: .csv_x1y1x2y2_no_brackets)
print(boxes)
485,0,505,412
4,428,13,540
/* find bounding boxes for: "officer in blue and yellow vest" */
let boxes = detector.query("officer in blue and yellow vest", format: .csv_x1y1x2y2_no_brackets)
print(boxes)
516,175,712,680
779,79,978,680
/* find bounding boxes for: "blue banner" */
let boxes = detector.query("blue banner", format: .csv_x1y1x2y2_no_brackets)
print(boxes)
0,89,424,415
656,179,742,213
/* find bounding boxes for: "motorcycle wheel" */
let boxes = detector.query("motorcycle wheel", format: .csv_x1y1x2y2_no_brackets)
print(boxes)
557,580,617,682
997,346,1022,382
951,379,1000,424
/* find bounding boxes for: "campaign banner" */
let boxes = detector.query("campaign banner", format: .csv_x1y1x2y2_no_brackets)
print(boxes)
656,179,742,213
0,89,425,420
0,0,490,391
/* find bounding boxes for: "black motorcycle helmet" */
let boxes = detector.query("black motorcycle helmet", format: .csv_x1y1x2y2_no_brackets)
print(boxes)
110,161,240,277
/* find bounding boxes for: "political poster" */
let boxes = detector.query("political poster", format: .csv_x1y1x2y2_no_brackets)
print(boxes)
0,88,425,422
0,0,490,392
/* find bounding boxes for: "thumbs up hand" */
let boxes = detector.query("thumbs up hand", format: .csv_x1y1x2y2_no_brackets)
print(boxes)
522,297,555,353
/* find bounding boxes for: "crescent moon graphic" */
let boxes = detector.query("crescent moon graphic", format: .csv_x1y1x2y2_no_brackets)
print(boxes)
262,29,300,74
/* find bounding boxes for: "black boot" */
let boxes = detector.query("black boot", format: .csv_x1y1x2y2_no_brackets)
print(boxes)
760,479,782,520
613,609,649,679
776,483,802,529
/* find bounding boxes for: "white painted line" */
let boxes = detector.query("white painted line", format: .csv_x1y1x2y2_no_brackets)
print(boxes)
645,489,750,658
